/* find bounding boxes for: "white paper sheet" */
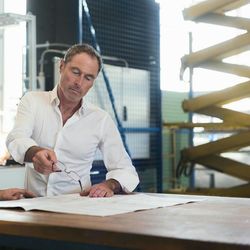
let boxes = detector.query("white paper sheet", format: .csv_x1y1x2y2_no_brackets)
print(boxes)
0,193,204,216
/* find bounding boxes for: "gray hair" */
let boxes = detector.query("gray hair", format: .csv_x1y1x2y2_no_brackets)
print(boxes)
63,43,103,73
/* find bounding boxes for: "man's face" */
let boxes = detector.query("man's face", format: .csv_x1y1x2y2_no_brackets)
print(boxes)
59,52,99,103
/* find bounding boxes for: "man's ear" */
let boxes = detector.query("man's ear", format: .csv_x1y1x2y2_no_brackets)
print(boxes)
59,59,65,73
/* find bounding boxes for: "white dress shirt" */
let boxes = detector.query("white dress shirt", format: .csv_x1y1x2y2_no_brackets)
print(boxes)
6,86,139,196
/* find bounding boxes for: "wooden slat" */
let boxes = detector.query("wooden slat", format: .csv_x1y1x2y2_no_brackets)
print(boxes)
163,122,249,131
196,13,250,30
195,154,250,181
202,61,250,78
182,80,250,112
181,130,250,160
183,0,237,20
198,106,250,126
181,33,250,68
216,0,250,13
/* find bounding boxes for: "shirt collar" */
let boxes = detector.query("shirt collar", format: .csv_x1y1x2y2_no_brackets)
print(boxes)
50,85,86,116
50,85,59,105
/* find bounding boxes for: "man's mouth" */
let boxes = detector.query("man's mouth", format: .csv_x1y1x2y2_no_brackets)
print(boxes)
69,87,80,94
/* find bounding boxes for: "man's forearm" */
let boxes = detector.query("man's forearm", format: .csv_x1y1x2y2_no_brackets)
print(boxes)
0,190,3,200
105,179,122,194
24,146,42,162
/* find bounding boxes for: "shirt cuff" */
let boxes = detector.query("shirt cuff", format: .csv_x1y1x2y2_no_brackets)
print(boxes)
8,138,38,164
106,169,139,193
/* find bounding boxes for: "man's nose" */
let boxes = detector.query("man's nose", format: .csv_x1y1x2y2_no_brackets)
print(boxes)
75,75,85,86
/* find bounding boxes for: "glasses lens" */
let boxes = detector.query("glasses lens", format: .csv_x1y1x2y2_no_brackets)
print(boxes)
66,171,80,182
55,161,82,191
65,170,83,191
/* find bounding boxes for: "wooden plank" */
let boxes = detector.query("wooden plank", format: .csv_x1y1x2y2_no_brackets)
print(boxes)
195,154,250,181
181,130,250,160
196,13,250,30
163,122,249,131
169,183,250,197
0,194,250,249
198,106,250,126
202,61,250,78
181,33,250,68
183,0,250,20
182,80,250,112
183,0,236,20
216,0,250,13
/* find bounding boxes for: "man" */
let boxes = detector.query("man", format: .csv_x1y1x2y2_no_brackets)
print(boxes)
0,188,35,200
6,44,139,197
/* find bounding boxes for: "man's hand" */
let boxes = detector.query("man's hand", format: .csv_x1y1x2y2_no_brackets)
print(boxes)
25,146,57,175
0,188,36,201
80,179,122,198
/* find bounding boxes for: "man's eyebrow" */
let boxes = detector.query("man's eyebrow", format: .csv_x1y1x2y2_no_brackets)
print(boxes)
71,66,80,70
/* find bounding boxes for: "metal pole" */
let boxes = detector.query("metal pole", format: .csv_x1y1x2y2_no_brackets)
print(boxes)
78,0,83,43
188,31,195,188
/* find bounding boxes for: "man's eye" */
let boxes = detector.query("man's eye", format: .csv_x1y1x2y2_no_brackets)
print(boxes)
85,75,94,81
72,69,80,75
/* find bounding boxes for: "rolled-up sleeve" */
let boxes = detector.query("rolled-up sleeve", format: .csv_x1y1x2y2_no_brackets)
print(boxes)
6,93,38,164
100,114,140,192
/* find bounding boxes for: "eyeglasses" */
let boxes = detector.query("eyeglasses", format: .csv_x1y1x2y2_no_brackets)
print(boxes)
52,161,83,192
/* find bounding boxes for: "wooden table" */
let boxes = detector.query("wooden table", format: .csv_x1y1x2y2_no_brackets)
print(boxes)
0,194,250,250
